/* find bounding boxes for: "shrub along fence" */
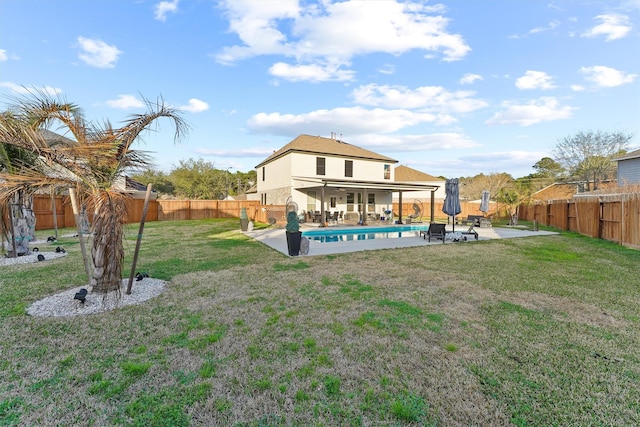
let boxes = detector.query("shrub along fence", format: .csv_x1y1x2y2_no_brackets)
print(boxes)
518,192,640,249
30,195,500,231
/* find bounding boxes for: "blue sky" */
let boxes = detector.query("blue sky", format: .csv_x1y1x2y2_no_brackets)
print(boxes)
1,0,638,179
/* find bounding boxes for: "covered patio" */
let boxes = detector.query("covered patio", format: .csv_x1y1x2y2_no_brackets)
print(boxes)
291,177,440,226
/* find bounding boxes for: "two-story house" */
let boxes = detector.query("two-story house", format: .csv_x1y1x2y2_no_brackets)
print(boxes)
255,134,439,223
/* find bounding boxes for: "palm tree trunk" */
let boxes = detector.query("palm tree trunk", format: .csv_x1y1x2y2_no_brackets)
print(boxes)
91,192,125,294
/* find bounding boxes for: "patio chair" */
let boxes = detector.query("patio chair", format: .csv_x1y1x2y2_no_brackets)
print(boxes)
420,223,446,243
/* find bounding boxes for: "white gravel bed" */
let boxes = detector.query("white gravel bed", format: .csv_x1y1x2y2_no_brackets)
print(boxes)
0,251,68,266
26,278,168,318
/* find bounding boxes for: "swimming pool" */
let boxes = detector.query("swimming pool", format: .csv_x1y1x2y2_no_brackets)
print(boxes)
303,224,430,243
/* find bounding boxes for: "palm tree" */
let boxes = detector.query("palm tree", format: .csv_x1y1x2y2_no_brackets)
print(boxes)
0,90,188,293
0,113,40,256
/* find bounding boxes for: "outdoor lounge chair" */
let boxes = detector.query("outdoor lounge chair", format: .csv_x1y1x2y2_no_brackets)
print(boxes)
420,223,446,243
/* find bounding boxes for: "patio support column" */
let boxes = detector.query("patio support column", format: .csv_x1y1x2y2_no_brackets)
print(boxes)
362,188,368,225
398,191,403,224
430,190,435,223
320,184,326,227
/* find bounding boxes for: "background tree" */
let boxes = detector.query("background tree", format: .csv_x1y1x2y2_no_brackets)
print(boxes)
131,164,258,199
553,130,633,191
459,172,514,201
0,91,188,293
532,157,566,181
495,180,529,225
129,168,175,195
516,157,566,193
169,158,223,199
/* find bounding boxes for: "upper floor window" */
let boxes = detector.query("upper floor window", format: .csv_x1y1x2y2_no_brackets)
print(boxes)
345,160,353,177
384,164,391,180
316,157,326,176
262,166,265,181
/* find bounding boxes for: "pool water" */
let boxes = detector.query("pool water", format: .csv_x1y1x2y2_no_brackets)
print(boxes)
303,224,430,243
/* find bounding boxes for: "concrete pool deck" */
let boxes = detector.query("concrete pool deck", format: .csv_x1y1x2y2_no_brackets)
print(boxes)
245,224,558,256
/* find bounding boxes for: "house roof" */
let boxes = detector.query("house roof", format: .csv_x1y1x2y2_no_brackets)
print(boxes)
532,181,618,200
614,148,640,162
255,134,397,168
394,165,442,182
532,183,580,200
40,128,76,146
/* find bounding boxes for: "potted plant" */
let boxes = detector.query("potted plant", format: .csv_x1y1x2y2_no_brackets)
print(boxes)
285,210,301,256
239,207,249,231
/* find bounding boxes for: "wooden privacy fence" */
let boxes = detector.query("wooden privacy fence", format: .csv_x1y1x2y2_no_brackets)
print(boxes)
30,195,500,231
395,200,499,222
30,196,261,230
518,193,640,248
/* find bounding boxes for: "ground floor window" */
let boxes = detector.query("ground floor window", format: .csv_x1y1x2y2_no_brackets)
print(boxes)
330,196,337,208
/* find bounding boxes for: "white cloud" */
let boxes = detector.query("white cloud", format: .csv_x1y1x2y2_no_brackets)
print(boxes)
529,20,560,34
0,49,7,61
247,106,448,136
351,84,488,114
76,37,122,68
195,147,274,158
571,84,585,92
378,64,396,75
582,14,631,41
486,97,575,126
269,62,355,82
456,151,547,174
508,20,560,39
459,73,483,85
350,132,480,152
154,0,179,22
0,82,62,95
215,0,470,81
106,94,144,109
580,65,637,87
179,98,209,113
515,71,557,90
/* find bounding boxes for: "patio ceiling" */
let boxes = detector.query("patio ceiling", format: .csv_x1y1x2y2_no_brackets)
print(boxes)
292,176,440,193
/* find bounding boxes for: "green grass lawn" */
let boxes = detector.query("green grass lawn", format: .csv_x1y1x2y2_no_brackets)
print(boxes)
1,219,639,426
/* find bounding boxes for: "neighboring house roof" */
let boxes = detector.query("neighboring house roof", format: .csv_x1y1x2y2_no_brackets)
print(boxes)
532,181,618,200
614,148,640,162
532,183,580,200
40,128,76,146
125,176,153,192
394,165,442,182
255,134,397,168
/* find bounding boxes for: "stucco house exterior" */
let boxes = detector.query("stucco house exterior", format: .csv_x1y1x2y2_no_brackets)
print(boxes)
614,148,640,185
255,134,440,223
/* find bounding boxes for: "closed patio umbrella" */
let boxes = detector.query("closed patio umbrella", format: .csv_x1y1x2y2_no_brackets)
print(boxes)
442,178,461,231
480,190,490,215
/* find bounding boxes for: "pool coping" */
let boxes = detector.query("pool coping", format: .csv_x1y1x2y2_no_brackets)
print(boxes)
245,224,559,256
